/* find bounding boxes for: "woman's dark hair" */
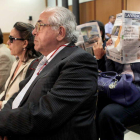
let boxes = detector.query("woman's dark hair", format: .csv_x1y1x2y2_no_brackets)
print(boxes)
14,22,40,62
87,20,105,42
0,29,3,44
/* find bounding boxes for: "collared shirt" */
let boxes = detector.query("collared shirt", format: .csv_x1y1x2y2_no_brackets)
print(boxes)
105,22,114,39
12,44,67,109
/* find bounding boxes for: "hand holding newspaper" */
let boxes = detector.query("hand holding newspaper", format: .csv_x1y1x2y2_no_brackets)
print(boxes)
93,38,106,59
76,22,102,56
107,10,140,64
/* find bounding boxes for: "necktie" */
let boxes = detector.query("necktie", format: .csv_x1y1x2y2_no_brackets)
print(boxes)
35,56,47,75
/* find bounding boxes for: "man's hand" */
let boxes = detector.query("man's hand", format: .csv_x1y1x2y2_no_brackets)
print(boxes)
106,38,113,46
93,38,105,60
106,33,111,38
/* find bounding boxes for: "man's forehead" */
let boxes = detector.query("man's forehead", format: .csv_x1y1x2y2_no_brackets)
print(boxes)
38,11,54,23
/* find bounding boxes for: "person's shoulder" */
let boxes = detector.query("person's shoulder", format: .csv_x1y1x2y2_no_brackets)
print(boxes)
0,44,11,55
68,46,96,62
105,22,110,26
25,58,35,65
0,44,15,62
0,44,10,51
71,46,89,55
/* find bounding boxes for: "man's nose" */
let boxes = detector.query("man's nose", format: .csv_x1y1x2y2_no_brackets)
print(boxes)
32,28,37,36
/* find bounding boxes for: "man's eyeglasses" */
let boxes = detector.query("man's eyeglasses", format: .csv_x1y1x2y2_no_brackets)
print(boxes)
35,22,54,32
9,36,25,43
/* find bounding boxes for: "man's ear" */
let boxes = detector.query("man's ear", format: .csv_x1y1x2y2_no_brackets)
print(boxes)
56,26,66,41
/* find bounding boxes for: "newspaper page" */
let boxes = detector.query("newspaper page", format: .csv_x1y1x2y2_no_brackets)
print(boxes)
106,13,123,63
76,22,101,55
107,10,140,64
122,10,140,63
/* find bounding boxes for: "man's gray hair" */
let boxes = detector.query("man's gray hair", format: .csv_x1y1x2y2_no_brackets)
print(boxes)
44,6,78,43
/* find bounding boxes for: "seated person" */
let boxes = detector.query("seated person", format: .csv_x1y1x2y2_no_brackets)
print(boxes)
76,20,106,72
0,22,40,109
0,7,98,140
0,29,15,94
98,39,140,140
88,20,106,72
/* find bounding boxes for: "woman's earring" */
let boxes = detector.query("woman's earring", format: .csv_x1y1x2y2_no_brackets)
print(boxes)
23,48,26,51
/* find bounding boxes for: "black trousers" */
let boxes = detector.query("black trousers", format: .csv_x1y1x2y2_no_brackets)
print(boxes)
97,94,140,140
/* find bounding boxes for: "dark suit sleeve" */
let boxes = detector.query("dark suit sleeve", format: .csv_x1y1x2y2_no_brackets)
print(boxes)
0,52,98,136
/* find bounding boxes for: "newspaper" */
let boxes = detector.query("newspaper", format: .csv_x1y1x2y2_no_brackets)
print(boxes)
76,22,101,55
107,10,140,64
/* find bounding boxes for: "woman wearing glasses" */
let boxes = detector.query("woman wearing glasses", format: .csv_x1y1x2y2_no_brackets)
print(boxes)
0,22,40,109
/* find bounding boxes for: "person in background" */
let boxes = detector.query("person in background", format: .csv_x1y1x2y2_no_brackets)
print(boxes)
0,22,40,109
98,39,140,140
0,28,15,94
76,20,106,72
105,15,115,40
88,20,106,72
0,7,98,140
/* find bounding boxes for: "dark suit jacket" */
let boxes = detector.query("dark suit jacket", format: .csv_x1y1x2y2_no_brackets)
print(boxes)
1,44,98,140
97,40,106,72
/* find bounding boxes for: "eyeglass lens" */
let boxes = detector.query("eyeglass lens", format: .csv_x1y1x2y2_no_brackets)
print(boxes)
35,23,40,32
9,36,14,43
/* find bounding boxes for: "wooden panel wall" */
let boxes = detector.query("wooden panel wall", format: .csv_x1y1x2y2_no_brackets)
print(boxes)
75,0,140,25
3,33,9,44
69,0,123,25
123,0,127,10
127,0,140,11
79,1,95,24
95,0,123,24
69,1,95,24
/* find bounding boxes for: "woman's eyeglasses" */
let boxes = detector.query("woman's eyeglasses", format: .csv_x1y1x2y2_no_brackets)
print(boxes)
9,36,25,43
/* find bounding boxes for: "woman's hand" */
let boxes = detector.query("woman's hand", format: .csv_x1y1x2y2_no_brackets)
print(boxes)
93,38,105,60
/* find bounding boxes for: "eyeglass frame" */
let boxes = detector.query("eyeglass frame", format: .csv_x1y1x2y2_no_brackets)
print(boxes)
9,35,25,43
35,22,58,32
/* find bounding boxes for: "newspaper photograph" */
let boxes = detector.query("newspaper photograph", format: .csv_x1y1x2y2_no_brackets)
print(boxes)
106,13,123,63
76,22,101,55
107,10,140,64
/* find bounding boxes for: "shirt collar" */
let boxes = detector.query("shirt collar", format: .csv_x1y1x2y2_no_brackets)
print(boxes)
45,43,69,63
